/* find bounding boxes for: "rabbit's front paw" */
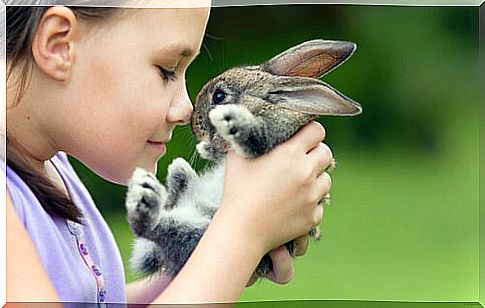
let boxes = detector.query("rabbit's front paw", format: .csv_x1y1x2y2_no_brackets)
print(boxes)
126,168,167,237
167,158,197,190
165,158,198,209
209,105,258,156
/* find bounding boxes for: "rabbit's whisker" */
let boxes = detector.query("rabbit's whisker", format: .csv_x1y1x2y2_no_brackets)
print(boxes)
205,32,225,41
202,43,214,62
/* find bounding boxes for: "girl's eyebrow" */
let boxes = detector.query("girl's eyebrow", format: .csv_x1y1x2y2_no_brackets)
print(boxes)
160,44,200,61
180,48,202,66
181,48,202,64
169,43,200,58
180,47,199,58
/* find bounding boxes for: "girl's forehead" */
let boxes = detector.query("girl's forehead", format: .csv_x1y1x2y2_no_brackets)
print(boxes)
107,8,208,38
94,8,208,63
82,7,209,61
124,7,210,28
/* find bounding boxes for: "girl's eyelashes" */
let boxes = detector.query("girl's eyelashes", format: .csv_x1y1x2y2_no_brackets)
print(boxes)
156,65,177,82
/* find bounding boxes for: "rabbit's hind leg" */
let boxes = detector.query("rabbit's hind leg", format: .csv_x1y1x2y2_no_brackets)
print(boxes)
165,158,198,210
130,238,164,275
126,168,167,238
130,211,209,278
148,212,209,277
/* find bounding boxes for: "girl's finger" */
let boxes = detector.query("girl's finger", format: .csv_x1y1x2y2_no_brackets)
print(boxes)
307,142,333,177
316,171,332,200
266,246,294,284
286,121,326,153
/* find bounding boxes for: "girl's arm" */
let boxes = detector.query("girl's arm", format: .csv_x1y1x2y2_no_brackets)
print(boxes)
125,238,301,306
125,237,301,306
154,204,264,304
152,122,331,304
125,201,265,305
6,191,62,304
125,273,172,305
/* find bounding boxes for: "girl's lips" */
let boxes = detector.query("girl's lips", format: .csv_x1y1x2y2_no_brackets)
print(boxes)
147,141,166,154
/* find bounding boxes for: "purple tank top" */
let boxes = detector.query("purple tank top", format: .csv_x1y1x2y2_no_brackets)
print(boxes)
4,152,127,304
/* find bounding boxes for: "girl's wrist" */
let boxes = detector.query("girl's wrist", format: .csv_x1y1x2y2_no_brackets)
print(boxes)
213,199,268,257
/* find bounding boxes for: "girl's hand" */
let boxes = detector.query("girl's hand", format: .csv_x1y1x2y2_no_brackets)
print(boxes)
220,121,332,260
246,235,311,286
158,122,330,302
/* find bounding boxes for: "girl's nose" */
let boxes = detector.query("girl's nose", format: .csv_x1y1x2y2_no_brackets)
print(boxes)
167,87,193,125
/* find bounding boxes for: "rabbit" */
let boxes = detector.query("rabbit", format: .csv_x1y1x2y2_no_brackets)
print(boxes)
125,39,362,281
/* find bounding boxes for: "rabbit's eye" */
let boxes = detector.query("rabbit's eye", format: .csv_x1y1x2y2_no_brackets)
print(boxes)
212,89,226,104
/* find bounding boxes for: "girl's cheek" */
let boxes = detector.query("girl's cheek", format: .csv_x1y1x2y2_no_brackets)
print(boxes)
147,94,173,123
81,50,118,95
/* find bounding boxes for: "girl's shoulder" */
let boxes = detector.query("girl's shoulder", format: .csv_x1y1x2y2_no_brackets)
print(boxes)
4,151,127,303
4,153,38,222
4,151,80,221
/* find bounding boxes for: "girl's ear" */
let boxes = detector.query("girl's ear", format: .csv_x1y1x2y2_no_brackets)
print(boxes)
31,6,79,82
260,40,356,78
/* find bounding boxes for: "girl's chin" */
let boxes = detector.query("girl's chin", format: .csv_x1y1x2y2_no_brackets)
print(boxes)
102,166,157,186
135,162,158,176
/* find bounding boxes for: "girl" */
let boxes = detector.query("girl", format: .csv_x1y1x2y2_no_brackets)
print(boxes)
5,1,333,304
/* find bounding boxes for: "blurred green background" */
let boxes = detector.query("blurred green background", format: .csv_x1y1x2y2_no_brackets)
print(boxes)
69,5,480,303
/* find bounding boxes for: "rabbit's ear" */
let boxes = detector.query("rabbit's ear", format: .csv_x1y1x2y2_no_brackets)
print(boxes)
267,77,362,116
260,40,356,78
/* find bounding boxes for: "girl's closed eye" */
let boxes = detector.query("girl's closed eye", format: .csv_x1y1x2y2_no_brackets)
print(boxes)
156,65,177,82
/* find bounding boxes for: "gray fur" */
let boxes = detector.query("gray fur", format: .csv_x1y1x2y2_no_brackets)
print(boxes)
126,39,362,279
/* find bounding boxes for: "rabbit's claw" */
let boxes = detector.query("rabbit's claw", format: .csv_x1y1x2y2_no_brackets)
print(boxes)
209,104,253,138
310,227,322,241
326,158,337,173
319,192,331,207
209,105,257,156
126,168,167,237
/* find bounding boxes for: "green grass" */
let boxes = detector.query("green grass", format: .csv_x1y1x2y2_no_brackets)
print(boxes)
239,153,478,302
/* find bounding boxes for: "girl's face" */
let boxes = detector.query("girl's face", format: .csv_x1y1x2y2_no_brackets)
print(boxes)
62,8,210,184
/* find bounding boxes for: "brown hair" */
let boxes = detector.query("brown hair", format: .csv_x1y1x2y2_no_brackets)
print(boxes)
6,4,118,223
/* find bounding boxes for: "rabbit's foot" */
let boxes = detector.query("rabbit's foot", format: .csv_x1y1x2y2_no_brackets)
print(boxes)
326,158,337,173
255,254,272,278
209,104,258,157
310,227,322,241
130,238,164,275
196,141,224,161
126,168,167,237
147,213,209,277
319,192,331,207
165,158,198,209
